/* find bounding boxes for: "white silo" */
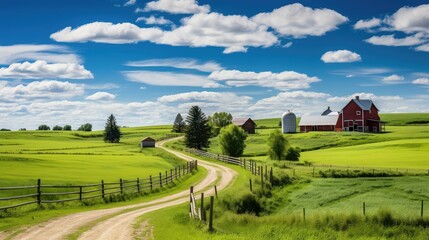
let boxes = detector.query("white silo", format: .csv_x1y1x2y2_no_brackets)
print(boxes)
282,111,296,133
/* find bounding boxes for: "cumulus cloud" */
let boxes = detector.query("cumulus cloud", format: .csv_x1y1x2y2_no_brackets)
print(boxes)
124,0,136,6
125,58,222,72
354,18,381,30
0,60,93,79
136,16,173,25
365,33,426,46
0,80,85,101
0,44,81,64
51,22,164,44
321,50,361,63
412,78,429,85
415,43,429,52
208,69,320,90
386,4,429,34
158,91,251,103
252,3,348,38
86,92,116,101
123,70,223,88
327,92,402,103
382,74,404,82
144,0,210,14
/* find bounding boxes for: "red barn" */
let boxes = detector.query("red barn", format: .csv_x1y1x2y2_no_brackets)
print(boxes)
232,118,256,134
339,96,382,132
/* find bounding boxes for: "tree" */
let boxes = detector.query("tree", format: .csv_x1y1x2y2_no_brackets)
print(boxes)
208,112,233,136
218,124,247,157
172,113,186,133
0,128,11,131
286,147,301,161
267,130,288,160
63,125,72,131
78,123,92,131
52,125,63,131
19,128,26,131
103,114,121,143
38,125,50,131
184,106,211,149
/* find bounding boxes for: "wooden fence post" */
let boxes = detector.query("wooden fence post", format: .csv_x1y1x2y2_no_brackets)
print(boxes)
150,175,153,191
260,167,264,190
190,186,194,213
170,169,173,183
249,179,253,192
243,159,246,169
79,186,83,201
195,160,198,170
175,167,178,180
214,185,218,198
270,167,274,185
421,200,424,218
137,177,140,193
37,179,41,206
265,166,268,180
120,178,123,194
179,166,181,178
165,170,168,185
159,173,162,188
101,180,105,199
209,196,214,231
201,193,206,221
363,202,366,215
183,163,185,176
303,208,306,222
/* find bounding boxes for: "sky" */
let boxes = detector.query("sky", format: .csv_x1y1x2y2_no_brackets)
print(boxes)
1,0,429,130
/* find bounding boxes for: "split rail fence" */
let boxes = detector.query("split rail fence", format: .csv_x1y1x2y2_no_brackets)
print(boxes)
0,160,197,211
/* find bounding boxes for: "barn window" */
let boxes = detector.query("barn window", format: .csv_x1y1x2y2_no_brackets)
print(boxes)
356,111,361,116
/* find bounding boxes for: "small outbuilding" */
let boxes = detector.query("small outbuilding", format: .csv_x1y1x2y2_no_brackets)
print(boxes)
232,118,256,134
282,111,296,133
141,137,156,148
299,115,341,132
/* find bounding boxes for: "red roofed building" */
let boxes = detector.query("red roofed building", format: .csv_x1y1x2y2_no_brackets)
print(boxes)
339,96,382,132
232,118,256,134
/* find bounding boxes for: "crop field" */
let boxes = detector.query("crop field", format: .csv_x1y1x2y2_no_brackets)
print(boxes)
0,126,182,186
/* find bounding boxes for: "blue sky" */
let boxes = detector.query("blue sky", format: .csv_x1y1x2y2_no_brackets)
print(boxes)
1,0,428,129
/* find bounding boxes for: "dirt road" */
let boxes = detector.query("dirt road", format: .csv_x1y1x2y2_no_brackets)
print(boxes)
4,138,237,240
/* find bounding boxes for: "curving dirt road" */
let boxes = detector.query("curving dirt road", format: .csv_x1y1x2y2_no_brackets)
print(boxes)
4,138,237,240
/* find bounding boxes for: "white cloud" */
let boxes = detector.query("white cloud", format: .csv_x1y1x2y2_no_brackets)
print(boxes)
126,58,222,72
283,42,293,48
412,78,429,85
86,92,116,101
327,92,402,103
382,74,404,82
321,50,361,63
136,16,173,25
386,4,429,34
0,80,85,101
332,67,392,77
415,43,429,52
51,22,164,44
354,18,381,30
252,3,348,38
0,44,81,64
159,12,278,53
208,69,320,90
123,70,223,88
0,60,93,79
124,0,136,6
365,33,426,46
144,0,210,14
158,91,251,103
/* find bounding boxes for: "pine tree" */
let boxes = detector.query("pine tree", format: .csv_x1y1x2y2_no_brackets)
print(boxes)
103,114,121,143
172,113,186,133
185,106,211,149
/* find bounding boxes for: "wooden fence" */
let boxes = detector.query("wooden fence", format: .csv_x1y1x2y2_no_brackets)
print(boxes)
0,160,197,211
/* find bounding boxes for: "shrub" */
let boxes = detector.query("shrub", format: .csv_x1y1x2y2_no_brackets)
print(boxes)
218,124,247,157
285,147,301,161
0,128,11,131
267,130,288,160
78,123,92,132
222,193,263,216
38,125,50,130
52,125,63,131
63,125,72,131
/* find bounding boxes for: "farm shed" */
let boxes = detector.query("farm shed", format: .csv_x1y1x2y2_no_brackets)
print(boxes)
141,137,156,148
282,111,296,133
299,115,342,132
339,96,383,132
232,118,256,134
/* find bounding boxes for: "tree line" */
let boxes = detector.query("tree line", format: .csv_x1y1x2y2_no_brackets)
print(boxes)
35,123,92,131
175,106,300,161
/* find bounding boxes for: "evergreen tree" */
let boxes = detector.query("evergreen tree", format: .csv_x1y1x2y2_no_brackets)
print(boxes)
185,106,211,149
172,113,186,133
103,114,121,143
218,124,247,157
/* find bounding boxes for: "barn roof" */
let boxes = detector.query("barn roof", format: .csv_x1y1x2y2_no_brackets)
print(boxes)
299,115,339,126
141,137,155,142
232,118,255,126
352,99,374,110
321,107,332,116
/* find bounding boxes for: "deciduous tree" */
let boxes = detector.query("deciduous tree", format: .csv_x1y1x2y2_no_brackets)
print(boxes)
218,124,247,157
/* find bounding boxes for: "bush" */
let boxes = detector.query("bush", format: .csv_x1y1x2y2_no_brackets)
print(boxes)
218,124,247,157
38,125,50,130
63,125,72,131
222,193,263,216
78,123,92,132
285,147,301,161
19,128,26,131
52,125,63,131
267,130,288,160
0,128,11,131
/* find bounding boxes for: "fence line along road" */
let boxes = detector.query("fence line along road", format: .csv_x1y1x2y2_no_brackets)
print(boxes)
0,160,197,211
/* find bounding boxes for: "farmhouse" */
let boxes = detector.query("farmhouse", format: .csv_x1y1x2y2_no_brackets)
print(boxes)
299,96,383,133
232,118,256,134
340,96,383,132
141,137,155,148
